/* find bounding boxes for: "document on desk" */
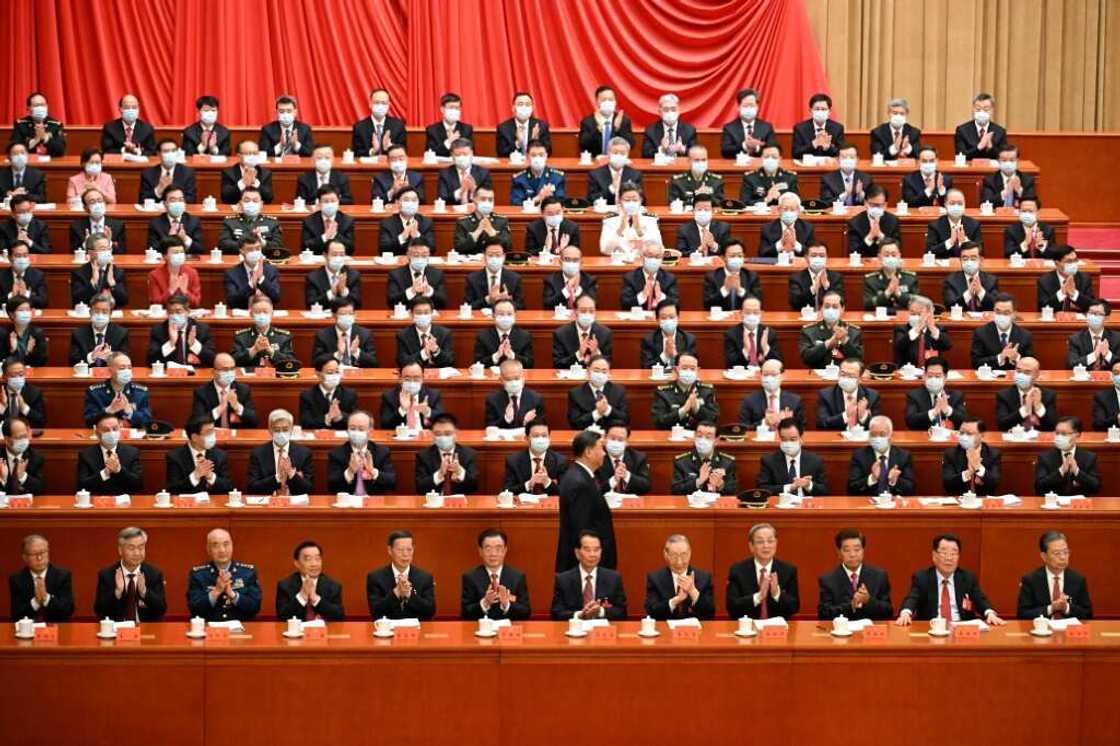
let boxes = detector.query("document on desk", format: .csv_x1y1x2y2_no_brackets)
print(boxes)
754,617,788,628
666,617,702,630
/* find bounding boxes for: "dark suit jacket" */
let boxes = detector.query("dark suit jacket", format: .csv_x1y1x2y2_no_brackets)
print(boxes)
326,442,396,495
756,449,828,496
925,216,983,258
2,381,46,428
817,564,893,620
246,442,314,495
892,324,953,366
719,117,777,157
738,390,805,430
619,267,678,310
550,566,627,620
0,445,45,494
463,268,525,310
1017,566,1092,619
900,170,954,208
0,324,48,367
639,328,697,370
0,217,52,253
1038,271,1096,313
970,322,1034,370
146,319,216,366
0,167,47,202
295,169,354,204
953,120,1009,160
643,566,715,620
385,263,446,306
395,324,454,368
258,120,315,157
722,324,781,368
726,557,800,619
1065,329,1120,370
69,323,130,366
311,324,378,368
424,121,475,157
76,444,143,495
943,270,999,312
100,118,157,154
758,219,816,258
640,120,697,158
8,565,74,622
275,571,345,621
594,447,652,495
846,445,916,496
352,115,408,156
504,449,568,495
791,119,845,159
473,326,534,368
788,268,845,310
702,266,760,311
818,169,874,205
165,444,234,495
577,114,634,157
371,170,426,204
995,385,1058,431
304,267,362,309
223,262,280,309
941,443,1002,496
484,387,545,429
139,164,198,203
816,384,881,430
436,165,492,203
69,262,128,307
366,564,435,620
300,211,356,254
414,444,480,495
556,463,616,572
1092,388,1120,431
868,122,922,157
496,117,552,156
93,562,167,621
181,122,232,155
526,218,582,257
190,381,259,428
900,566,994,620
567,381,630,430
220,164,275,204
847,210,901,257
586,165,643,204
461,565,531,620
146,213,205,253
378,385,445,430
904,387,968,430
677,220,733,257
1034,447,1101,496
298,385,359,430
1003,222,1059,259
981,171,1037,207
552,322,613,368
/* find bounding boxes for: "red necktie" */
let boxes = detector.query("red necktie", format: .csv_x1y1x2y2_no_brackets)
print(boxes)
442,452,453,495
1051,575,1063,619
304,581,317,620
758,569,769,619
940,578,952,621
583,574,594,605
509,396,520,424
850,572,859,593
125,573,139,622
124,124,134,145
916,332,926,362
532,457,544,494
219,388,230,428
746,332,758,366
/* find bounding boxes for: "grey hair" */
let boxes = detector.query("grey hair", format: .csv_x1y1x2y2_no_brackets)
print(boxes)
748,523,776,542
118,526,147,545
888,97,910,111
664,533,691,549
658,93,680,108
607,136,631,150
869,414,894,433
268,408,294,428
909,295,934,313
90,291,116,309
21,533,47,553
107,351,130,368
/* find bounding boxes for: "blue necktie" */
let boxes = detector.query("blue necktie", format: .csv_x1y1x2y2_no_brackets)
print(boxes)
786,459,797,483
601,121,611,154
877,455,890,492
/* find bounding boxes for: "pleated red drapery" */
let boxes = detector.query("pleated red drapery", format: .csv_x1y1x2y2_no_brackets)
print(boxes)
0,0,830,129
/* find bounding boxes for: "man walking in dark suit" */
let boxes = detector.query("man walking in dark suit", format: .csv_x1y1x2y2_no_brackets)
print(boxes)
817,528,892,620
643,534,715,620
555,430,614,573
1016,531,1092,620
461,528,531,620
275,540,345,622
895,533,1005,625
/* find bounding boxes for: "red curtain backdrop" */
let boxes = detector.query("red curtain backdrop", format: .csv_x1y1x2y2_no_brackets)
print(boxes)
0,0,829,129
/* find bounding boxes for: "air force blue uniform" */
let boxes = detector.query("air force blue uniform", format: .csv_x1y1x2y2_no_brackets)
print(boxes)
186,560,262,621
510,167,566,205
82,380,152,427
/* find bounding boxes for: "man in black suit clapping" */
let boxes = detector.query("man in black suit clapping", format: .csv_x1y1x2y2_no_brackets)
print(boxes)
817,528,893,621
461,528,531,621
276,540,345,622
643,533,715,620
1016,531,1093,620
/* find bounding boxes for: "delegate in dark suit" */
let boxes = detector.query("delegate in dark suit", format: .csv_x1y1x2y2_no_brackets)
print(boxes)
100,118,157,154
970,321,1034,370
258,121,315,157
385,262,446,307
925,216,983,258
93,563,167,622
146,213,205,254
892,324,952,366
904,387,968,430
304,266,362,309
76,443,143,495
246,442,314,495
220,164,275,204
0,216,52,253
789,267,845,311
847,445,916,495
738,390,805,430
899,566,994,620
641,120,697,158
326,442,396,495
146,319,216,367
1038,271,1096,313
550,566,627,620
595,447,652,495
0,325,48,367
378,385,445,431
1065,328,1120,370
723,324,781,368
954,121,1009,161
719,118,777,158
484,388,545,429
586,165,643,205
1091,388,1120,431
463,267,524,310
496,117,552,156
756,449,828,496
900,170,954,208
552,322,613,368
424,121,475,157
2,381,46,428
817,564,893,620
70,262,128,307
791,119,845,159
526,218,581,257
1003,221,1059,258
275,572,345,621
295,170,354,205
726,557,800,619
190,381,259,428
8,565,74,622
298,385,359,430
980,171,1037,207
567,381,630,429
165,444,235,495
414,444,480,495
868,122,922,158
223,263,280,309
352,116,407,156
371,170,426,204
1017,566,1092,619
816,384,880,430
818,170,874,205
643,566,715,620
395,324,454,368
703,266,761,311
640,328,696,369
436,165,492,204
847,210,901,257
0,168,47,203
503,449,568,496
1033,447,1101,496
995,385,1058,431
941,443,1003,495
181,122,231,155
300,211,356,254
366,564,435,620
461,565,531,620
0,445,45,494
138,164,198,203
619,267,678,310
577,114,635,157
943,270,999,312
555,463,616,572
310,325,378,368
473,326,534,368
677,220,732,256
758,219,816,258
69,323,130,366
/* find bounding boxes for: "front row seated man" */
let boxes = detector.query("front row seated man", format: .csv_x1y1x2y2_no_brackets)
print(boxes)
895,533,1005,626
366,529,436,620
550,530,627,620
187,528,261,621
726,522,800,619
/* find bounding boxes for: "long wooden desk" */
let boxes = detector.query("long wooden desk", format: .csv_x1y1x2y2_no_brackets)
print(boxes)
22,154,1036,214
26,309,1099,372
27,366,1113,433
4,494,1120,622
21,250,1084,312
26,203,1068,261
1,620,1117,745
16,427,1120,501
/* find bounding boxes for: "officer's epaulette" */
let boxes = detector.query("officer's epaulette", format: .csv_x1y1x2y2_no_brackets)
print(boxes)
235,327,253,335
88,381,106,390
672,173,688,180
801,321,823,330
720,452,737,460
236,562,256,570
605,211,621,219
512,170,527,178
130,383,148,391
191,563,211,572
658,383,675,390
711,172,724,180
553,168,565,176
674,452,691,459
272,327,291,335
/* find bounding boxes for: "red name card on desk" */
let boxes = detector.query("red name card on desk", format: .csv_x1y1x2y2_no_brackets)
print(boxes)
760,625,788,640
862,625,889,642
7,496,32,508
1065,625,1091,640
33,626,58,642
671,627,702,642
116,627,140,642
442,497,467,509
270,495,290,507
498,626,523,643
590,626,617,642
303,626,327,641
92,496,116,508
953,625,981,641
394,627,420,643
172,495,195,508
362,496,384,508
206,627,230,642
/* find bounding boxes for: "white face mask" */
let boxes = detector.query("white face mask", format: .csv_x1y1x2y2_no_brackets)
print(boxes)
974,110,991,125
315,158,332,174
608,153,628,170
623,201,642,216
598,99,616,116
867,206,885,221
278,112,295,127
529,155,546,171
812,109,830,124
691,160,708,175
443,107,462,124
694,209,712,226
741,313,760,330
890,114,906,128
808,256,827,272
993,312,1013,331
919,161,937,177
957,434,976,451
869,436,890,454
322,373,341,389
999,160,1018,175
545,214,564,229
661,110,679,125
946,204,965,219
561,260,581,278
839,157,857,173
762,156,779,173
389,159,407,174
1054,434,1073,451
515,104,533,121
762,375,780,393
740,105,758,121
372,103,389,118
779,440,801,457
453,154,472,170
694,437,713,457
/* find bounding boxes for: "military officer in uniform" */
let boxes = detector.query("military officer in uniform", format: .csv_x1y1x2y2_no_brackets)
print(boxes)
231,296,294,368
82,352,152,428
667,145,725,206
216,187,284,255
452,186,512,254
652,353,720,429
862,238,919,311
799,290,864,367
671,421,737,495
740,144,799,205
10,92,67,157
509,140,566,206
186,528,261,622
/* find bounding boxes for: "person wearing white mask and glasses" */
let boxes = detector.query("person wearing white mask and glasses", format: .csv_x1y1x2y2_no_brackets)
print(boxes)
953,92,1008,161
296,145,353,204
901,145,952,208
385,238,447,308
69,188,127,254
587,137,642,205
552,294,613,369
182,95,230,156
847,184,900,257
497,91,553,157
352,88,407,157
789,242,844,311
1033,416,1101,497
1038,245,1096,313
969,292,1034,370
600,183,658,255
640,299,695,369
503,420,568,496
892,294,951,367
719,87,777,158
299,358,359,430
846,415,915,496
942,242,998,313
759,191,815,258
678,193,732,257
669,145,725,207
247,408,315,495
68,292,128,367
578,85,634,157
705,239,761,312
816,357,879,431
567,354,630,430
527,196,581,258
0,239,49,307
0,416,45,495
146,187,204,255
869,97,922,158
995,356,1057,431
258,95,315,157
99,93,156,155
372,144,426,204
415,413,480,495
309,297,377,368
146,292,214,367
621,239,678,310
1066,299,1120,370
473,297,534,368
394,297,453,369
378,361,445,431
327,410,396,495
0,357,45,428
220,140,275,204
642,92,696,159
738,359,805,431
941,417,1001,495
981,144,1036,208
463,233,522,308
379,187,436,258
165,417,234,494
139,138,197,204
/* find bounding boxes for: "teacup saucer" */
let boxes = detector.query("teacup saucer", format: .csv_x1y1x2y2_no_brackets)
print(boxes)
927,629,951,637
1029,628,1053,637
96,632,118,639
14,632,34,640
734,628,758,638
830,629,853,637
474,630,498,638
494,503,517,509
637,630,660,638
874,502,897,510
281,631,304,639
373,631,395,638
1039,503,1061,510
185,631,207,639
73,503,93,509
152,503,174,509
564,630,588,638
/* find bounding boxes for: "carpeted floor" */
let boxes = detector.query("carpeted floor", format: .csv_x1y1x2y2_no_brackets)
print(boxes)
1068,228,1120,299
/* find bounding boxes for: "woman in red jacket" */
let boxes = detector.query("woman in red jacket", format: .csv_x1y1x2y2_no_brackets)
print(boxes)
147,235,202,307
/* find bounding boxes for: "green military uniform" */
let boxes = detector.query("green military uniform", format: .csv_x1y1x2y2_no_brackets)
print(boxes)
10,115,67,157
798,320,865,368
217,214,285,255
671,449,738,495
651,381,720,430
230,325,294,368
668,170,725,206
740,168,800,205
862,269,919,311
452,212,512,254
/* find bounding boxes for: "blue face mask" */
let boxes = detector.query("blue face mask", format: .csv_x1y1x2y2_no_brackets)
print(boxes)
1014,371,1033,390
677,368,697,386
780,210,798,225
869,436,890,453
100,430,120,448
659,318,678,335
115,369,132,385
253,312,271,328
218,370,236,387
271,430,291,448
242,201,261,218
408,256,428,273
435,434,455,451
